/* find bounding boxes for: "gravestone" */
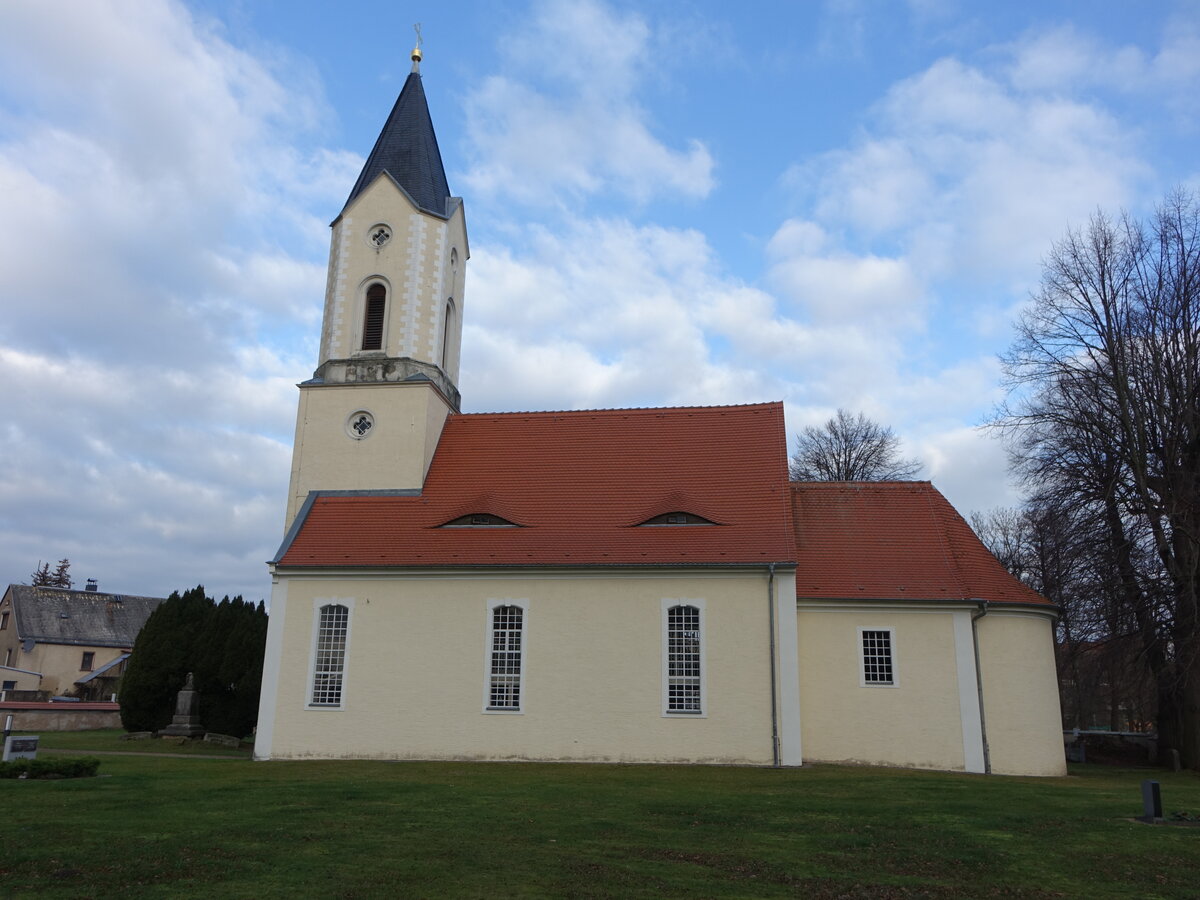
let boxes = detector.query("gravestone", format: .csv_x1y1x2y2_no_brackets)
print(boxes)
159,672,205,738
1139,780,1164,824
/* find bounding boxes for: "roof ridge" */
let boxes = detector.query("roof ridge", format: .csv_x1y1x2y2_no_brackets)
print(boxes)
790,480,933,490
455,401,784,419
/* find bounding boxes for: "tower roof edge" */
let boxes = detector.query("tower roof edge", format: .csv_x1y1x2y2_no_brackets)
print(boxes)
343,69,451,217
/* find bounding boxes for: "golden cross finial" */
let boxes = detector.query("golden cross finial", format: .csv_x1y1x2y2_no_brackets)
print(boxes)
411,23,423,70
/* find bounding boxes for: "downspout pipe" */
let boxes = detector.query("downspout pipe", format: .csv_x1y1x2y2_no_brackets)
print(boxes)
767,563,781,768
971,598,992,775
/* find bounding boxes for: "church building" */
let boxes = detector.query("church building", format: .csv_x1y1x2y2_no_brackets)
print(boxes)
254,48,1066,776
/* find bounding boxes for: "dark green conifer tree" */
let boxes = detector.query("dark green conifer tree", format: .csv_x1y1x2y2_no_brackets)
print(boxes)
119,586,267,736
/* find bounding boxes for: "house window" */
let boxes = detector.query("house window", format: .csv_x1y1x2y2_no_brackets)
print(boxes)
0,611,8,629
361,283,386,350
3,648,11,667
2,680,15,691
441,513,518,528
638,511,717,526
860,628,896,686
486,603,524,712
310,603,350,707
664,602,704,715
80,651,95,671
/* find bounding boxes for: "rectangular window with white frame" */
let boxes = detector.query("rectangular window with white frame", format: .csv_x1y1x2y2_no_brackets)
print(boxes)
859,627,897,687
308,600,352,708
662,600,705,716
484,600,526,713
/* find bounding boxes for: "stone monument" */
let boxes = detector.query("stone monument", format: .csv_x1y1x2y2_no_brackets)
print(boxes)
159,672,205,738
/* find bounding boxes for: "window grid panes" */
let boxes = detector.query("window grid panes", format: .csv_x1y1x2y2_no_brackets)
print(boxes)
667,605,702,712
488,605,523,710
311,604,349,706
862,629,894,685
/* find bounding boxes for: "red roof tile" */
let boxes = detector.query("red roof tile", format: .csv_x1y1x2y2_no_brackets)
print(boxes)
277,402,796,567
790,481,1051,606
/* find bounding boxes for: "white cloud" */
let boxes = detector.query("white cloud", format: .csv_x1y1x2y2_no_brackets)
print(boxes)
461,0,714,207
790,55,1148,288
767,219,926,327
0,1,334,600
915,425,1020,516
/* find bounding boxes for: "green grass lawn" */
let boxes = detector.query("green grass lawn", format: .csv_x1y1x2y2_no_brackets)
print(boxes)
2,735,1198,899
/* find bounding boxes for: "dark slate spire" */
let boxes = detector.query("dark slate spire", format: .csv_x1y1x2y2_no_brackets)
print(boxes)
344,53,451,217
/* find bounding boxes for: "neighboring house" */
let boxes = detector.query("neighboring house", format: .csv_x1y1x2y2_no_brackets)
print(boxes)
254,48,1066,776
0,585,165,700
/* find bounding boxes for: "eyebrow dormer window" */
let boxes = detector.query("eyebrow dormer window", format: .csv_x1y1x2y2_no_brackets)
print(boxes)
441,513,519,528
361,284,386,351
638,512,716,526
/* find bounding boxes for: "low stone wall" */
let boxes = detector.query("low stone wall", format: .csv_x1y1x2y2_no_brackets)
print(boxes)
1063,730,1158,765
0,701,121,731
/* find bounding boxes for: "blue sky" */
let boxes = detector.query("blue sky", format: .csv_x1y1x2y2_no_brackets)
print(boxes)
0,0,1197,602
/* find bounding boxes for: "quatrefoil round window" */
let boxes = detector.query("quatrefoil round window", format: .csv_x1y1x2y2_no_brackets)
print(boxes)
346,410,375,440
368,224,392,249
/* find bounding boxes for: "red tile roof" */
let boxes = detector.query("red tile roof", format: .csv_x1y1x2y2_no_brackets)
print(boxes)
276,404,1048,608
790,481,1051,606
276,402,796,567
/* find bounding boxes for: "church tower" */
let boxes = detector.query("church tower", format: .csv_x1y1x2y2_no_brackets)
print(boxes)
284,45,468,528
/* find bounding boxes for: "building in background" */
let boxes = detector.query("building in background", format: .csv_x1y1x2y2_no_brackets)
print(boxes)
0,584,164,700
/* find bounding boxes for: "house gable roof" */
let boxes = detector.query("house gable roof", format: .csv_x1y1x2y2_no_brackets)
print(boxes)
3,585,166,648
276,402,796,568
790,481,1051,606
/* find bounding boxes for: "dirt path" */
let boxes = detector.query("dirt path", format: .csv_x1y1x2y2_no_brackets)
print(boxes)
40,747,249,760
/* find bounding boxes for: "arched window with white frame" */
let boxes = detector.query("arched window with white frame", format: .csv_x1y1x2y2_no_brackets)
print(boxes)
309,602,350,708
663,601,705,715
484,601,525,712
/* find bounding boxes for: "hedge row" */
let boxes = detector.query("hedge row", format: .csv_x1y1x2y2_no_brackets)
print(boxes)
0,756,101,779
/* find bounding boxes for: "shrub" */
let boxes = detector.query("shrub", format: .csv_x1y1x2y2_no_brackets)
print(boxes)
0,756,101,779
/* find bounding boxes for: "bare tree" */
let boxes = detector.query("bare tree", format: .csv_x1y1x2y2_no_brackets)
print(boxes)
995,189,1200,767
790,409,921,481
972,502,1156,731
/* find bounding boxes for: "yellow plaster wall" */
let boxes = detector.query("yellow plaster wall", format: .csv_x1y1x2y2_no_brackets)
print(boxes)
797,608,968,771
262,570,777,764
978,612,1067,776
9,642,126,696
320,178,467,380
285,382,450,527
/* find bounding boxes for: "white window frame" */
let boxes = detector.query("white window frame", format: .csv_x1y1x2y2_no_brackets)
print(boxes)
858,626,898,688
482,599,528,714
307,598,354,710
661,599,706,717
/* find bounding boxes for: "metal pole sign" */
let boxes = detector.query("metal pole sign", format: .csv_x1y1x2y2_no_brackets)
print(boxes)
3,734,39,761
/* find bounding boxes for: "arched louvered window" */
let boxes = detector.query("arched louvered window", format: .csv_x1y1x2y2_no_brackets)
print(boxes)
361,284,386,351
310,603,349,707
